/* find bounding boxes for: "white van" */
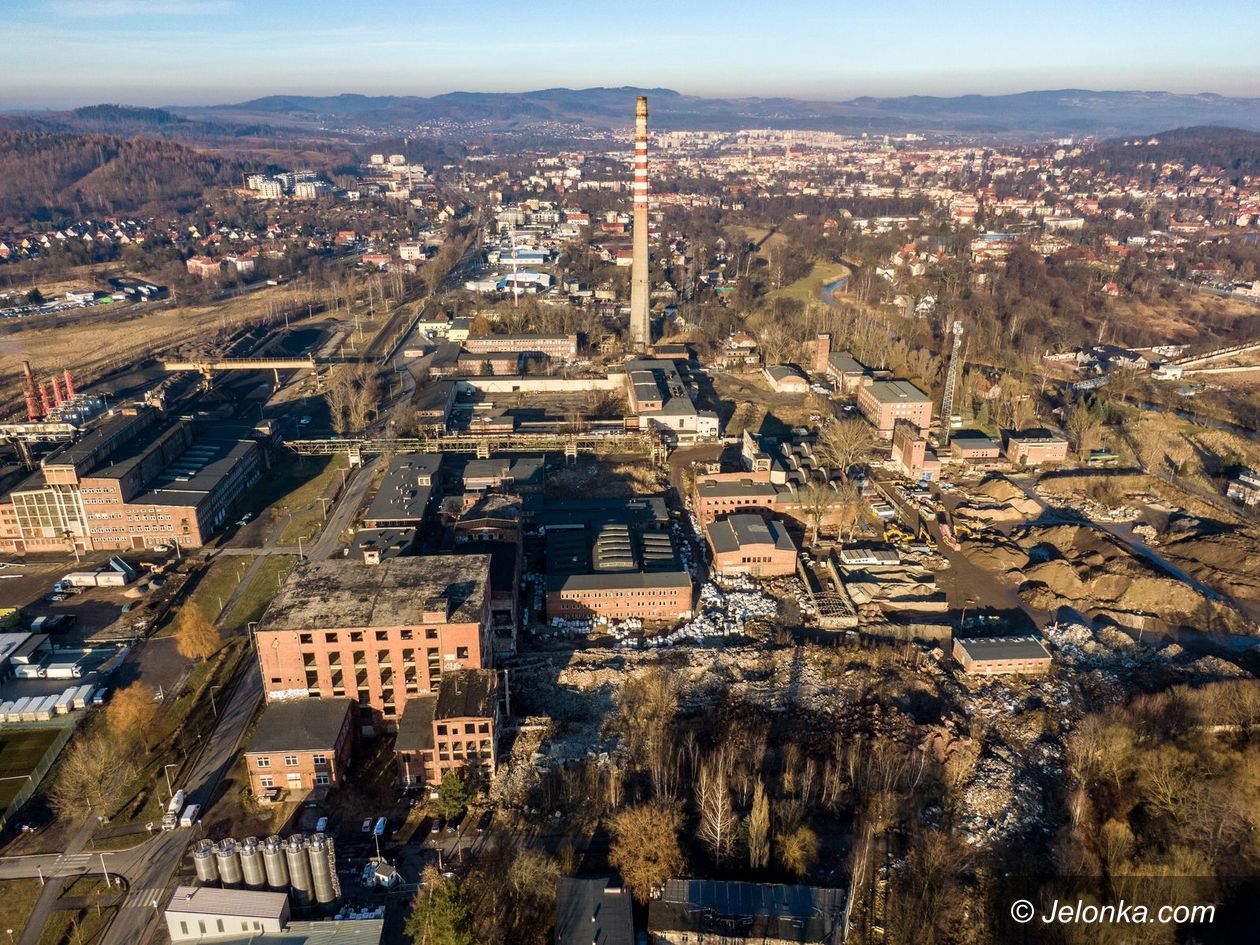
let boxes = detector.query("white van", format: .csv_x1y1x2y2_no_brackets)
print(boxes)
179,804,200,827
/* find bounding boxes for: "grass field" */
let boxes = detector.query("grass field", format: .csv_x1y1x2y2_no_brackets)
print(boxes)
276,454,348,544
769,260,853,306
0,282,320,406
0,729,61,815
223,555,296,630
0,879,42,942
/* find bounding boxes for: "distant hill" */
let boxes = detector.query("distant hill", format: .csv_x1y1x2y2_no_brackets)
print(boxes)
1083,125,1260,176
163,87,1260,136
0,103,290,141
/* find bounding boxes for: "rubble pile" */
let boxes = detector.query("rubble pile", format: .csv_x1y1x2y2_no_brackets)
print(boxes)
644,578,780,647
958,744,1047,847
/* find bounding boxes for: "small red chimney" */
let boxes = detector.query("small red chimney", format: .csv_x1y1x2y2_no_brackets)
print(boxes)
63,369,76,400
22,361,40,420
51,376,64,407
40,384,52,415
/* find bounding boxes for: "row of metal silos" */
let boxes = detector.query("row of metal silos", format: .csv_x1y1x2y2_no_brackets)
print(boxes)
191,833,339,906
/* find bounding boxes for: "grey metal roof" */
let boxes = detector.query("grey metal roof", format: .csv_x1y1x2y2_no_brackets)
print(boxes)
864,379,930,404
395,695,437,752
362,454,442,526
165,886,287,920
955,635,1051,662
827,351,867,375
555,878,635,945
707,514,794,555
650,880,846,944
547,571,691,592
247,698,351,754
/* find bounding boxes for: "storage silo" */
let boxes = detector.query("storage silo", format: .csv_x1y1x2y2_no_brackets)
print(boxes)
284,835,313,907
308,833,337,905
238,837,267,889
216,838,244,887
192,839,219,884
262,835,289,890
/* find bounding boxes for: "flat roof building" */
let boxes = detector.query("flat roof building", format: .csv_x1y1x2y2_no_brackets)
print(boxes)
0,408,263,553
857,379,933,437
1005,429,1069,467
361,455,443,528
255,557,491,723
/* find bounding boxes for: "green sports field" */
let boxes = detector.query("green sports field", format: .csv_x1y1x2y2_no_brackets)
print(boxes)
0,728,61,815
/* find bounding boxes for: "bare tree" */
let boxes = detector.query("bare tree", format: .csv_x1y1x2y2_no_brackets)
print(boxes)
747,780,771,870
816,418,876,476
799,480,839,545
696,757,740,866
47,732,135,816
1066,400,1102,458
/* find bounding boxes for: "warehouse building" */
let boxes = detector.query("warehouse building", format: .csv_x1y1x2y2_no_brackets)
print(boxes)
953,635,1052,675
537,497,693,621
706,513,798,577
0,407,263,553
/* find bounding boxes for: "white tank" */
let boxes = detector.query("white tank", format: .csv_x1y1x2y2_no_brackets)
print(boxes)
308,833,338,905
284,835,313,907
192,839,219,884
262,835,289,889
216,838,243,887
239,837,267,888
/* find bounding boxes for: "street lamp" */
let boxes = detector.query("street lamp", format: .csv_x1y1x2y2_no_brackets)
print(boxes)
163,763,179,798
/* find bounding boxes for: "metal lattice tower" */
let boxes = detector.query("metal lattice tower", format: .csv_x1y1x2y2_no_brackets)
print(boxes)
940,319,964,447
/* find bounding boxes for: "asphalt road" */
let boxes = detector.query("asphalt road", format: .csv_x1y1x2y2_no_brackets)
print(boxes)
99,662,262,945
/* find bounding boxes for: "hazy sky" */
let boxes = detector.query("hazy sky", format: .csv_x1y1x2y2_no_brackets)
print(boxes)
5,0,1259,108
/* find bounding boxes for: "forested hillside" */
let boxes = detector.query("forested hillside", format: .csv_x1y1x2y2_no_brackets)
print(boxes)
1082,125,1260,178
0,131,250,225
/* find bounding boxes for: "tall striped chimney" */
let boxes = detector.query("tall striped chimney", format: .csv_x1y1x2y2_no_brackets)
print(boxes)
629,95,650,350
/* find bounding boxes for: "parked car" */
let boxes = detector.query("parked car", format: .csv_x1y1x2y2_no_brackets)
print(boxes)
446,812,464,833
315,816,328,833
431,817,444,835
373,816,387,837
476,810,493,833
361,818,372,833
